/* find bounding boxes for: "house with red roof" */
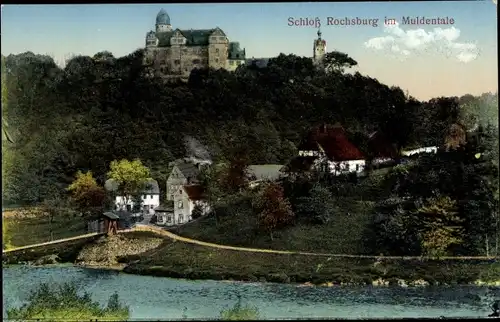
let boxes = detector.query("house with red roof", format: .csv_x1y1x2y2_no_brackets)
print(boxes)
366,131,400,166
284,123,367,176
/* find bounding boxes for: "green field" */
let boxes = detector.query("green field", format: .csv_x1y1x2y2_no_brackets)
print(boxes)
3,209,87,248
173,198,375,255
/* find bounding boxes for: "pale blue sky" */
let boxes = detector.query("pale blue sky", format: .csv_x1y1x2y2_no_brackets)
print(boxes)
1,2,497,100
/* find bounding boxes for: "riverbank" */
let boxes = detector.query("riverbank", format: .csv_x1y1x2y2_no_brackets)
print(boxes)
8,231,500,287
85,232,500,287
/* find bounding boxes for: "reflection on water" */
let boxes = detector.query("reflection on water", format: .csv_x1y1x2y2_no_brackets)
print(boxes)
3,265,498,320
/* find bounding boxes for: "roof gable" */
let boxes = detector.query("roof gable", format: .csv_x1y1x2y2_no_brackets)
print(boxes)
299,124,364,161
176,162,200,179
367,131,399,158
168,166,186,180
210,27,226,37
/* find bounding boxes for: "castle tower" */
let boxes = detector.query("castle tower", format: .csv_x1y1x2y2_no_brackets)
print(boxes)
155,9,172,33
313,29,326,63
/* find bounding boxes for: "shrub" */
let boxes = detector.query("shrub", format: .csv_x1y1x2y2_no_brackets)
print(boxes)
6,282,129,321
219,295,260,320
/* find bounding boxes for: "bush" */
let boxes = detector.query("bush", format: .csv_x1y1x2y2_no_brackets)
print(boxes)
6,282,129,321
220,295,260,320
3,218,13,250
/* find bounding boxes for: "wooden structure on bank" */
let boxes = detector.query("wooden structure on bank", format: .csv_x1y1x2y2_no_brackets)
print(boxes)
102,212,119,235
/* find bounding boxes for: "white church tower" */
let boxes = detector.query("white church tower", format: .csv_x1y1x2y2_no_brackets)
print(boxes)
313,29,327,64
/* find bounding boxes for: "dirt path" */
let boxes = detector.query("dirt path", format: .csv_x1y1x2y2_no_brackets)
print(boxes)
132,225,499,261
3,224,498,261
2,232,107,253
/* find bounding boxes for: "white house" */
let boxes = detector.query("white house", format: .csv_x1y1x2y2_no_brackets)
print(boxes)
104,178,160,214
293,124,367,176
166,157,211,201
171,184,210,225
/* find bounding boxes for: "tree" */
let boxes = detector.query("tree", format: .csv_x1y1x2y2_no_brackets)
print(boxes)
254,182,294,240
296,183,336,224
415,196,464,257
191,204,204,220
107,159,151,209
323,51,358,73
67,171,107,217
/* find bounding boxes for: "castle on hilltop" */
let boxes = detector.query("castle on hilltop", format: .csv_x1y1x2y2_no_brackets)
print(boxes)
142,9,327,77
143,9,247,78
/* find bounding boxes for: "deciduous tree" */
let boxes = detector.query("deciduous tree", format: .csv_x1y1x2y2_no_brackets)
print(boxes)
107,159,151,209
254,182,294,240
67,171,106,217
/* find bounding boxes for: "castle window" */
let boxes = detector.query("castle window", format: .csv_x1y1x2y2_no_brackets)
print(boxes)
192,59,201,64
215,58,219,63
174,59,180,65
215,48,219,54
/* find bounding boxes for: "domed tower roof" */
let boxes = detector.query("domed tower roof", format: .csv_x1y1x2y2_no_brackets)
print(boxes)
156,9,171,25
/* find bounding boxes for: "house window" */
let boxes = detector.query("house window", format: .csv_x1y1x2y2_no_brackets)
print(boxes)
170,194,174,200
236,54,239,59
174,59,180,65
345,163,350,171
178,201,183,208
150,195,153,199
356,164,360,171
215,58,219,63
215,48,219,53
192,59,200,64
143,195,146,199
150,205,154,209
166,215,172,223
229,61,234,65
179,214,184,223
218,37,225,41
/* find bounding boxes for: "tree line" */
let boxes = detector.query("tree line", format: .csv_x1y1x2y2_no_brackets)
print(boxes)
2,49,498,257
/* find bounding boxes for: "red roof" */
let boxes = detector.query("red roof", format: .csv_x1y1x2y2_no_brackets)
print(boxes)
298,124,364,161
368,131,399,158
183,185,204,201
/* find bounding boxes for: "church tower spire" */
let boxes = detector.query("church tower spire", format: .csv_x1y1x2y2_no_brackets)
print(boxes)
313,28,326,64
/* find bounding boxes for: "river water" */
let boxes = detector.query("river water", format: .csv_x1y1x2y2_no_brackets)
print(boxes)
3,265,499,320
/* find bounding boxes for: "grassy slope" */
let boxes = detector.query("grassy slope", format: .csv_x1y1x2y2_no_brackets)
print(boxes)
3,209,87,247
174,198,374,254
173,170,392,254
121,236,500,285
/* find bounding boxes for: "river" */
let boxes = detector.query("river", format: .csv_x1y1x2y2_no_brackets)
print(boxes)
3,265,499,319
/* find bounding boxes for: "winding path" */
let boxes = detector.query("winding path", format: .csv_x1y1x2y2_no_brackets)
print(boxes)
132,225,499,261
3,223,498,261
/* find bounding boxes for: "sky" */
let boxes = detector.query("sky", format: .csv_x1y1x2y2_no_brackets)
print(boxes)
1,2,497,100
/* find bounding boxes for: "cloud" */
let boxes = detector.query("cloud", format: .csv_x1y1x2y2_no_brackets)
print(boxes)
364,21,479,63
